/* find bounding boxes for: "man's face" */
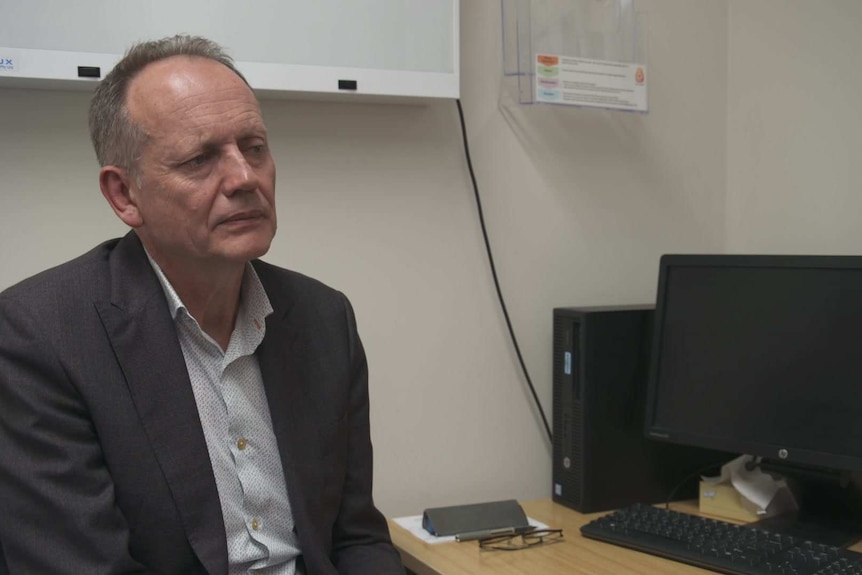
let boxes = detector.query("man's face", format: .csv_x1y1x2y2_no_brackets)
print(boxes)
125,56,276,270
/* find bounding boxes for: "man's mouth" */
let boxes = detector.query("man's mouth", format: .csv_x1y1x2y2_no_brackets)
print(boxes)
219,210,265,225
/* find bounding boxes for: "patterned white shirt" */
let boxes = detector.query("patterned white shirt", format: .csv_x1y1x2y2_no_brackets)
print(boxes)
147,255,301,574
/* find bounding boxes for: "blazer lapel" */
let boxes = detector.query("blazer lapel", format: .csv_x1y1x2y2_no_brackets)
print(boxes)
256,301,310,517
255,274,328,566
95,233,227,575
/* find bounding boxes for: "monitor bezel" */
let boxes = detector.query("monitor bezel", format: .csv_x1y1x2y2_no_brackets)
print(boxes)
644,253,862,472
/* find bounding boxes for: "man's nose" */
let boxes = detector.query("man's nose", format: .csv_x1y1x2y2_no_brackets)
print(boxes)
221,146,260,195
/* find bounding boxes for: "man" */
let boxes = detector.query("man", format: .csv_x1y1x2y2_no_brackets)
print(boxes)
0,35,404,575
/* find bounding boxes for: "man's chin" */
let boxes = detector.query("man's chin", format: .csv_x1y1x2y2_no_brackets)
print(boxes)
226,237,275,263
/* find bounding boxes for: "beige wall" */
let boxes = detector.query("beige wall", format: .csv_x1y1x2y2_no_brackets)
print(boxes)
726,0,862,254
0,1,731,517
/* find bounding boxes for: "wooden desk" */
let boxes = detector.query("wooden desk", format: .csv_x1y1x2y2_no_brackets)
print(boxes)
390,499,862,575
389,499,719,575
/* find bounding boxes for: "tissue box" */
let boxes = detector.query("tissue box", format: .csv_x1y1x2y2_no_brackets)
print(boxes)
698,481,763,523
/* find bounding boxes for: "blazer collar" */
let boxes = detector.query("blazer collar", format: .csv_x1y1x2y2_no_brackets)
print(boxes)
253,262,307,503
95,231,228,575
253,264,328,567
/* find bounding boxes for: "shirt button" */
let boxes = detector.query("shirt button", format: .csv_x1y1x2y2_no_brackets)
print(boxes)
251,518,260,531
237,438,248,450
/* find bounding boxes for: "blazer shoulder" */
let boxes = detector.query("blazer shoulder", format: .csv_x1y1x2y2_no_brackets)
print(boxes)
0,238,121,308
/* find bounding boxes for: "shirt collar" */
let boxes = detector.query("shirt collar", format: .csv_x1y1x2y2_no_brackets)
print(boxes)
144,251,273,343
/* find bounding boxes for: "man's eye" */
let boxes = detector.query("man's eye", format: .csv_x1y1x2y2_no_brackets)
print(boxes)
187,154,209,167
247,145,265,154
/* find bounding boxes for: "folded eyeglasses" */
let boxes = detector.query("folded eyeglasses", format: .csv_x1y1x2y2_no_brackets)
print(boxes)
478,528,564,551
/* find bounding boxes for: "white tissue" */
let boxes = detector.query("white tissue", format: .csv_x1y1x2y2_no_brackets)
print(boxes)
702,455,782,514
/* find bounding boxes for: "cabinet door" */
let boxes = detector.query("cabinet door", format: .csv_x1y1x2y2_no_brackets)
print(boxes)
0,0,459,99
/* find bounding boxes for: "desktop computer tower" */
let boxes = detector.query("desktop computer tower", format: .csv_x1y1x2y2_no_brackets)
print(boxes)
552,306,725,513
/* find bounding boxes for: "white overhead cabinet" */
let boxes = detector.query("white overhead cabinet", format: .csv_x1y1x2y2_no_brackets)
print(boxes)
0,0,459,99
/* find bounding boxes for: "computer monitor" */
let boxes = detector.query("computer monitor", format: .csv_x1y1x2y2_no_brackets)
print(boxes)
644,254,862,546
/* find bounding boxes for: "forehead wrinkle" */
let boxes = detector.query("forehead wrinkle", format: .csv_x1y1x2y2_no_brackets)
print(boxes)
153,89,261,128
166,82,258,114
174,110,267,149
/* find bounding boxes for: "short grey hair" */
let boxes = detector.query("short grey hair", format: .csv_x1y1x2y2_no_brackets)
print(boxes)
88,34,250,176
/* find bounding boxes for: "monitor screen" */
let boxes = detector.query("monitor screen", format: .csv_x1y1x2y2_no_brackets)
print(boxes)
644,254,862,473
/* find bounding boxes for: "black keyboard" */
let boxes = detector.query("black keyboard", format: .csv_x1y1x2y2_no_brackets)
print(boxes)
580,503,862,575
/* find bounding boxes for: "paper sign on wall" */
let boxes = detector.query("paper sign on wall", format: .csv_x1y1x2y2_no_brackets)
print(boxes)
535,54,647,112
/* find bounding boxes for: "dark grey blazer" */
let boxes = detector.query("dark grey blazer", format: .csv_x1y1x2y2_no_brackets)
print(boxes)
0,232,404,575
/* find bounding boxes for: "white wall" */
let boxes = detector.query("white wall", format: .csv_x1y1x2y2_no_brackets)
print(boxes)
726,0,862,254
0,1,731,517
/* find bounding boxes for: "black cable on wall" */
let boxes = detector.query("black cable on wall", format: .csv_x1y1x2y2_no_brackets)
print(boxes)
455,99,553,444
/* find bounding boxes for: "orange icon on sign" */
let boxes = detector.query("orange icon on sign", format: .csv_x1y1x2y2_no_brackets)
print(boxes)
635,67,645,84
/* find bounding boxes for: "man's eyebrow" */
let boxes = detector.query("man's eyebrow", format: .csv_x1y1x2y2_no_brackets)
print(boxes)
238,122,268,137
175,124,266,150
238,130,268,141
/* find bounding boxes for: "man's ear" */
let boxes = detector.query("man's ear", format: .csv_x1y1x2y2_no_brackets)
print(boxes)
99,166,143,228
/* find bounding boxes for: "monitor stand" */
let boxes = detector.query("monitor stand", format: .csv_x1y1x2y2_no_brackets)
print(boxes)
751,461,862,548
